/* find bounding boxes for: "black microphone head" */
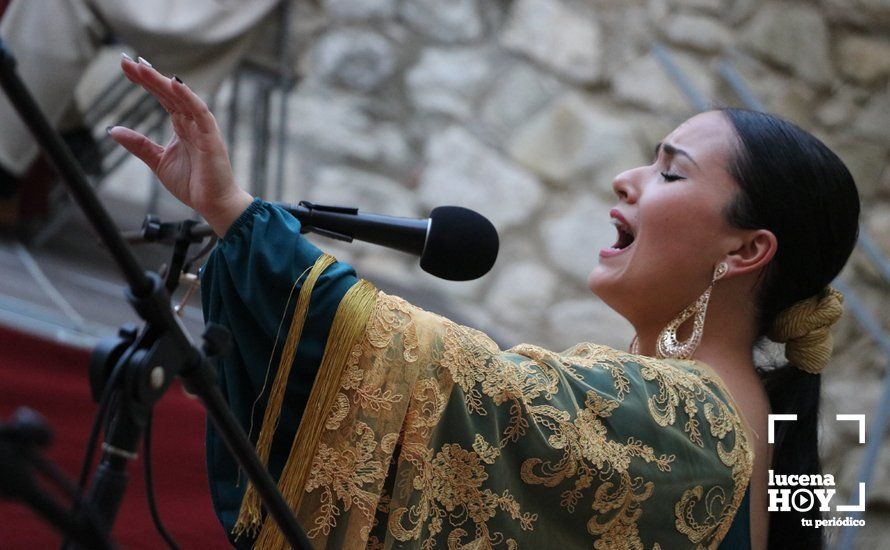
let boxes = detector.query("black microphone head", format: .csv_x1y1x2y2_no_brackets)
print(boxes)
420,206,499,281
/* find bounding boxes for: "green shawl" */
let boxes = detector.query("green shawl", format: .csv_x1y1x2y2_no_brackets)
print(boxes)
234,270,753,549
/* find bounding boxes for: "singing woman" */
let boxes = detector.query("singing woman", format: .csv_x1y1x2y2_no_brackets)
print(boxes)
109,55,859,550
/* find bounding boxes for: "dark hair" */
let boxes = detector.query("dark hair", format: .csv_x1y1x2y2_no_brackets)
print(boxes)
719,108,860,549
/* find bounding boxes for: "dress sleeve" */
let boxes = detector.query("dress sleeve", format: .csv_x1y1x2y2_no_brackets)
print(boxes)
199,198,358,539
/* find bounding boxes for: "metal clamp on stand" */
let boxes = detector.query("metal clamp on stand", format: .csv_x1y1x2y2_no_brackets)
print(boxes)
293,201,358,241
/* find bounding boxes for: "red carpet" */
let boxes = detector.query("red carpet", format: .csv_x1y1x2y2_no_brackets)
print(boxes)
0,326,230,548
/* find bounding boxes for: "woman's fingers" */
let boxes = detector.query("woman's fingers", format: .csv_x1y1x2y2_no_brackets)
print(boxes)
170,77,217,134
107,126,164,172
120,56,181,115
120,55,219,139
169,111,195,141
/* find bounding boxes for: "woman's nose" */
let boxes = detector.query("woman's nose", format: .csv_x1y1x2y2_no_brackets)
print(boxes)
611,168,640,203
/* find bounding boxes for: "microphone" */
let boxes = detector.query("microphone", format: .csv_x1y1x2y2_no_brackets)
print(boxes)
276,201,499,281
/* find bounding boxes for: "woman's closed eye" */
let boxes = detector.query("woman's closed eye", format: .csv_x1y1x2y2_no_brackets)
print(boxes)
660,171,686,182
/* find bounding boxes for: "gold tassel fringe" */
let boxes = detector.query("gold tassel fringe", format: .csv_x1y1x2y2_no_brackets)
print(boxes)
254,279,379,549
232,254,336,538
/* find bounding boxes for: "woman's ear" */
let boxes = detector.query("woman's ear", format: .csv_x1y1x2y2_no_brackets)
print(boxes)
724,229,777,277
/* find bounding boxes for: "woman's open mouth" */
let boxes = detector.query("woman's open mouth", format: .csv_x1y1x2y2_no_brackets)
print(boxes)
600,212,636,258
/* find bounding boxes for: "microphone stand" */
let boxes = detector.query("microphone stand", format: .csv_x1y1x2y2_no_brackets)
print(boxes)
0,39,309,548
0,408,112,549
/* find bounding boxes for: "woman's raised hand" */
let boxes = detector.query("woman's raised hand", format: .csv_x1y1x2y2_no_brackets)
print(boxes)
108,55,253,236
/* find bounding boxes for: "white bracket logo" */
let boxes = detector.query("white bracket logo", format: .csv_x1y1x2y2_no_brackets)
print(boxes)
767,413,867,514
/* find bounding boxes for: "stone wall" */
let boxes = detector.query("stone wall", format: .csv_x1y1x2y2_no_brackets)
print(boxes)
232,0,890,542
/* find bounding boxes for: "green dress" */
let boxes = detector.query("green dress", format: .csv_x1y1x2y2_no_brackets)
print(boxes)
201,199,754,549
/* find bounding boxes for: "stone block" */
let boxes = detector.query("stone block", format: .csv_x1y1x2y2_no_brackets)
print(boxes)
500,0,602,83
400,0,484,43
612,52,714,114
823,0,890,28
546,298,634,352
837,34,890,86
479,62,564,143
287,92,411,166
663,13,730,53
485,261,559,323
308,28,397,92
322,0,396,19
853,84,890,142
306,166,419,216
506,93,641,184
540,194,616,282
406,48,494,119
417,126,544,230
740,2,832,85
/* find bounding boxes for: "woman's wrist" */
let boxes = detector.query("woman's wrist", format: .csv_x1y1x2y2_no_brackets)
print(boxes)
201,188,255,237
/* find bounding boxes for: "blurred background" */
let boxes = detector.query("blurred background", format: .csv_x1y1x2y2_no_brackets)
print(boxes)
0,0,887,547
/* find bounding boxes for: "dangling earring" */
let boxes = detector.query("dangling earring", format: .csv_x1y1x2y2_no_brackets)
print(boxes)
656,261,728,359
629,262,728,359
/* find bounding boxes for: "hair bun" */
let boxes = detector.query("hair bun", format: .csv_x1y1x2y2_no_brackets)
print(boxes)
766,286,844,374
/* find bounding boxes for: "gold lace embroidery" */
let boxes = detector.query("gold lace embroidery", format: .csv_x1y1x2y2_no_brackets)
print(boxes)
674,485,733,545
304,421,390,538
270,292,753,549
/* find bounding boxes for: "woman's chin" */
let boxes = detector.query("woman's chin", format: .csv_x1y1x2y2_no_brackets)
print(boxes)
588,263,631,307
587,265,614,296
589,241,638,291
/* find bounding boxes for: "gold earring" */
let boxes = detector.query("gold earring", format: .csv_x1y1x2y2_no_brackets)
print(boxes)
629,262,728,358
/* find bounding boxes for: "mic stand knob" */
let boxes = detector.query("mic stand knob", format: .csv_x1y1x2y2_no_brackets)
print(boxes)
141,215,162,242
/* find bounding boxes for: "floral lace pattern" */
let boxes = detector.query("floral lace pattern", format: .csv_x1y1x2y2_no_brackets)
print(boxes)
291,292,753,549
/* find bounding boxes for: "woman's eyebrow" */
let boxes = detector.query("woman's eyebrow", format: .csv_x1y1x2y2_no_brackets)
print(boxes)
655,142,700,170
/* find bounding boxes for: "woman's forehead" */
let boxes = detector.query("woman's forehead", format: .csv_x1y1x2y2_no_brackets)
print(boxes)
663,111,735,166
